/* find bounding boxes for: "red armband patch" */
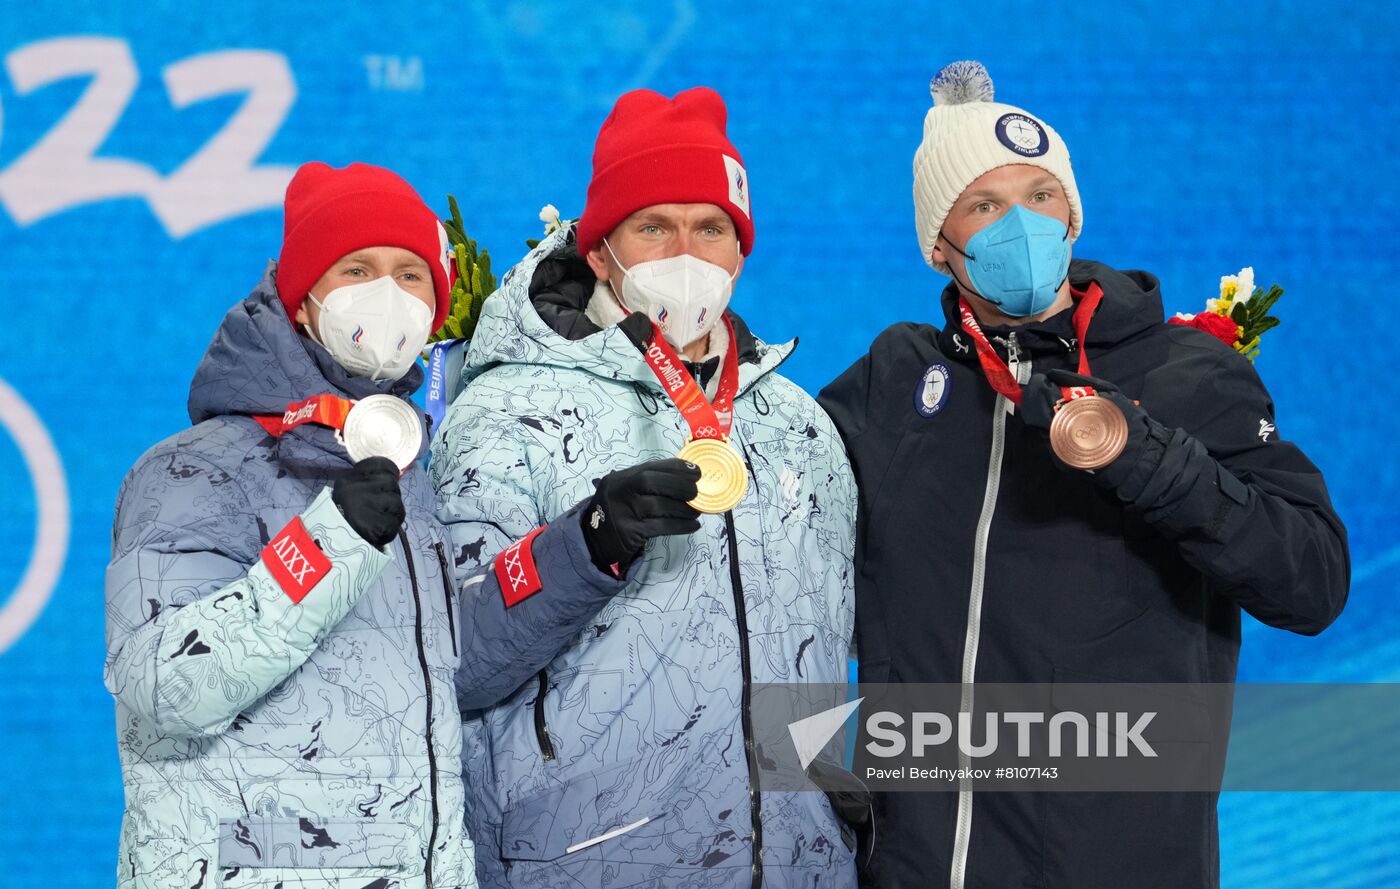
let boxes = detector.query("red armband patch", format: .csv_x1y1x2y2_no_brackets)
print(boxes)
261,517,332,603
494,526,547,607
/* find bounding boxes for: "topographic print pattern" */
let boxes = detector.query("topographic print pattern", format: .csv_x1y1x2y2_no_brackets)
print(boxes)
105,266,477,889
431,228,859,888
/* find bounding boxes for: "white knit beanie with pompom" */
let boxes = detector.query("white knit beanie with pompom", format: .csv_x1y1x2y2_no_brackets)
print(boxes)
913,61,1083,273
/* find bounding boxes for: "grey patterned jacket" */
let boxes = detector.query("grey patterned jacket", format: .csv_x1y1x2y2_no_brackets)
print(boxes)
430,227,859,888
105,265,485,889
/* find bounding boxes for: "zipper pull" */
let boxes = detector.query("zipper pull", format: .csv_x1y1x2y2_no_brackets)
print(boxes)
1004,333,1026,414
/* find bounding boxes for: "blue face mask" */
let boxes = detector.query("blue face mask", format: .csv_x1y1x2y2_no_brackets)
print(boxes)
942,205,1071,317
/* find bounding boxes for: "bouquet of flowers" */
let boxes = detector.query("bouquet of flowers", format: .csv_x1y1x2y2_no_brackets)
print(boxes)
1168,267,1284,362
426,195,497,347
422,202,585,349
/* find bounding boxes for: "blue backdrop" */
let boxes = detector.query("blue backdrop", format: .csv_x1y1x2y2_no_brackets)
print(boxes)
1,1,1397,885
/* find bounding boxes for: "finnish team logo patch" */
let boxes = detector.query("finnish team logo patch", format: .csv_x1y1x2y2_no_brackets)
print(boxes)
995,112,1049,157
915,361,952,417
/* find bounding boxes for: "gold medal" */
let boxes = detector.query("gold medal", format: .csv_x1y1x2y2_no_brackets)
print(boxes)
677,437,748,514
1049,395,1128,470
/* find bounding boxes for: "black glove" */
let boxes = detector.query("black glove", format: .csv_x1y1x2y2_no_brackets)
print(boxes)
1018,369,1159,494
331,457,405,548
580,458,703,574
807,758,875,871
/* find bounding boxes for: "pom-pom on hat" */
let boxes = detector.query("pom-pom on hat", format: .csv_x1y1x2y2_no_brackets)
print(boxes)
276,162,454,331
576,87,754,258
913,61,1083,273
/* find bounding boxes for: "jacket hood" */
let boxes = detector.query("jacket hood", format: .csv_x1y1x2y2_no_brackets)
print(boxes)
188,261,424,426
461,225,792,396
937,259,1164,360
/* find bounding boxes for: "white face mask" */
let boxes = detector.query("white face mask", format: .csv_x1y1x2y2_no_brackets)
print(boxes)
605,239,737,350
307,275,433,382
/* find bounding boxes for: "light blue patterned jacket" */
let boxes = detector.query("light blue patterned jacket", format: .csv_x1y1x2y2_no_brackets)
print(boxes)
430,227,858,888
105,266,480,889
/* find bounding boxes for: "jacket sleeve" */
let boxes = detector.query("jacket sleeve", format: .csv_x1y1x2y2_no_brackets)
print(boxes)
1121,346,1350,635
104,451,392,738
809,397,860,661
431,397,632,711
818,330,906,599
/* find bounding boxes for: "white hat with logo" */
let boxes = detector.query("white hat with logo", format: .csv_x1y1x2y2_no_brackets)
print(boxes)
913,61,1084,273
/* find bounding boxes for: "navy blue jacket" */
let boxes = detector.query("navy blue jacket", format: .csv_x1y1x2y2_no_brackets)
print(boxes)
818,260,1349,889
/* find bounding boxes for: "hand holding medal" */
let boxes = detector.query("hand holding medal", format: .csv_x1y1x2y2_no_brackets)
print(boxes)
960,281,1130,471
1044,380,1129,470
252,394,423,547
1031,371,1132,470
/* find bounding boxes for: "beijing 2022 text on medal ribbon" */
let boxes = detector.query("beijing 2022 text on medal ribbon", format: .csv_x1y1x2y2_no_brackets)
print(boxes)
252,392,424,473
639,317,748,514
958,281,1127,470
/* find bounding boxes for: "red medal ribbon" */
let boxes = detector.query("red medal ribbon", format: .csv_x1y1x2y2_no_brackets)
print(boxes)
957,282,1106,406
639,316,741,441
253,394,354,437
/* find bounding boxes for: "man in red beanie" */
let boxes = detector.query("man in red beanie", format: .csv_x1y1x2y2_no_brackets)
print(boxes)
432,89,861,888
106,161,637,888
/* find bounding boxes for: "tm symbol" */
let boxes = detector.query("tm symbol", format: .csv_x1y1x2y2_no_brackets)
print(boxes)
364,55,424,92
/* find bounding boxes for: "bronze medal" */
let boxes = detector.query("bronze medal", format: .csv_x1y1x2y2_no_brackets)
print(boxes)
341,394,424,472
677,437,748,514
1049,395,1128,470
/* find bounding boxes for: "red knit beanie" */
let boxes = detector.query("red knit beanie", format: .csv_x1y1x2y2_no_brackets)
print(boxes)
576,87,754,258
275,162,453,331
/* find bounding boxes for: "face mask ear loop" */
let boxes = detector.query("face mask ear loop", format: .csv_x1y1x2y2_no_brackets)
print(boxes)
303,293,330,346
1055,221,1072,296
939,226,976,262
602,238,635,312
937,231,1000,306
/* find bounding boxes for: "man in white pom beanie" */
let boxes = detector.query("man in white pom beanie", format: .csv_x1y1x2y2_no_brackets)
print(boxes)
913,59,1084,285
820,61,1348,889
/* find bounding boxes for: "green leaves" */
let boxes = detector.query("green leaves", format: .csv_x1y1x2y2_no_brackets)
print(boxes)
427,194,499,347
1235,283,1285,362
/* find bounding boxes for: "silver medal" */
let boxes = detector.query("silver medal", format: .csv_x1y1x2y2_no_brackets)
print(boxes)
340,394,423,471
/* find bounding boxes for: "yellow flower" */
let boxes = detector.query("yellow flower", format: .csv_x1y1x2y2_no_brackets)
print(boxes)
1218,267,1255,306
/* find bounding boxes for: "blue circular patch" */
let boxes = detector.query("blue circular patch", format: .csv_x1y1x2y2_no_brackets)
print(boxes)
914,362,952,418
995,112,1049,157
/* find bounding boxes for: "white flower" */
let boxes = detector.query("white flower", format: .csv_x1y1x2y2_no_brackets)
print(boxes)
1218,266,1256,305
538,203,563,236
1235,266,1255,304
1174,311,1197,321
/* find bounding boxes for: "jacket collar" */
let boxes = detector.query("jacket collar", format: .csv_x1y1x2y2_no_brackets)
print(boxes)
530,246,761,365
936,258,1164,362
